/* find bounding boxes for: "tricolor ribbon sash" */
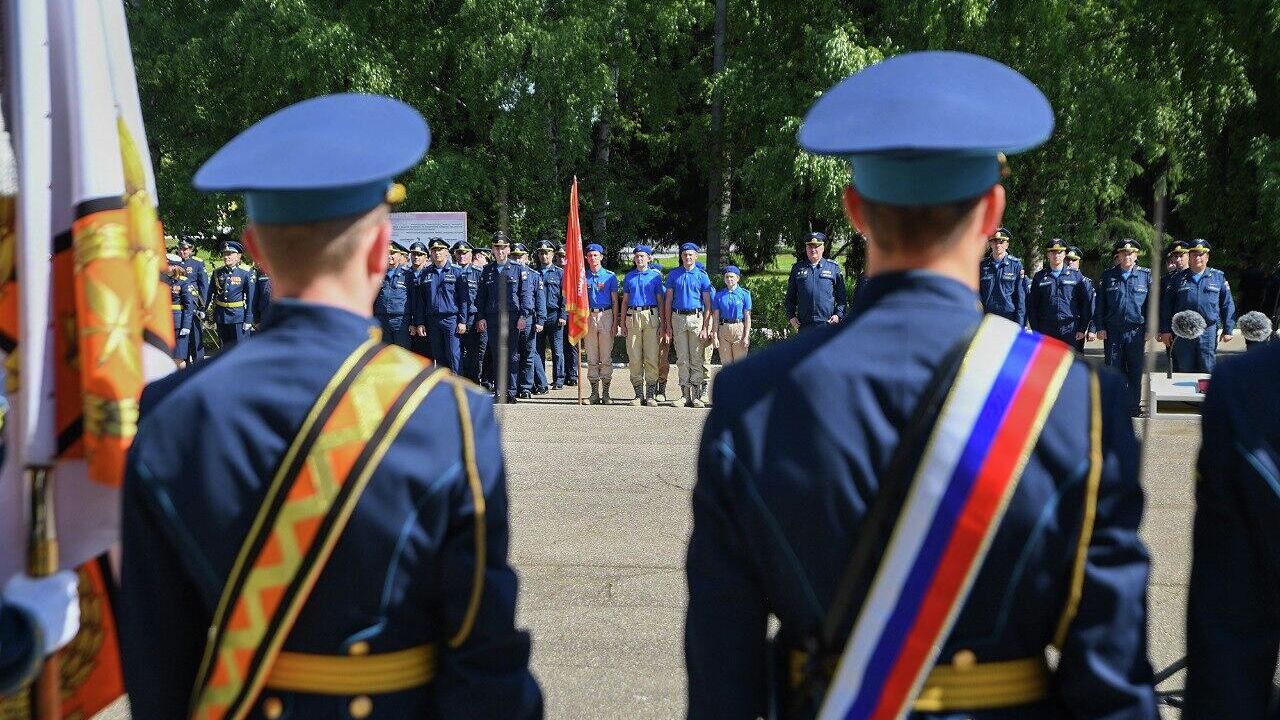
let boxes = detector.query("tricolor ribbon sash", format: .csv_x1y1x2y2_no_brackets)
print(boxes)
817,316,1074,720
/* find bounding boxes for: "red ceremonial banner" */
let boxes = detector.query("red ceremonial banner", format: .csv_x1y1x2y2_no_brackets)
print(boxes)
562,178,588,345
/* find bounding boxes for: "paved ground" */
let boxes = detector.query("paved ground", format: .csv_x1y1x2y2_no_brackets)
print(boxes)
98,336,1230,719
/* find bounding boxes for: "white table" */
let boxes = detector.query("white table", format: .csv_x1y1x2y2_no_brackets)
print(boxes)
1149,372,1210,414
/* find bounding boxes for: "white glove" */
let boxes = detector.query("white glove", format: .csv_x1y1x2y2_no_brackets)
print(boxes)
179,328,191,336
243,322,252,331
4,571,80,654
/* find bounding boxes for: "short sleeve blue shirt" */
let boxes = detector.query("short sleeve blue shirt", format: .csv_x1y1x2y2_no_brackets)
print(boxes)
586,267,618,310
665,265,713,311
622,267,664,307
713,286,752,321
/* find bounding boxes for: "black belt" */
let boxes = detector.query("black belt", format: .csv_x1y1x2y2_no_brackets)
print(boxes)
674,309,702,315
629,305,657,311
720,319,742,324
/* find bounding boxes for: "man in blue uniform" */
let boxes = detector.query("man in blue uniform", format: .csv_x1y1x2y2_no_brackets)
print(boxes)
417,237,469,373
406,240,433,357
209,239,257,349
118,94,541,719
1159,239,1235,372
1185,342,1280,718
979,227,1026,325
176,236,210,362
454,240,486,383
557,245,580,387
1026,239,1092,346
374,240,413,349
473,247,496,388
475,233,535,403
1067,246,1095,351
166,252,198,368
534,239,566,392
1095,239,1152,417
512,243,545,399
785,232,847,332
1,571,79,696
687,51,1156,720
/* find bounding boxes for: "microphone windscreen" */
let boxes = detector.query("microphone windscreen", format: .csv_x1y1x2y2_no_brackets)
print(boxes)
1172,310,1207,340
1239,311,1274,342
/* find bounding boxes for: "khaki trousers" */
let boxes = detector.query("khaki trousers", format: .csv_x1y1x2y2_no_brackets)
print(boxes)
626,307,660,384
672,312,708,387
585,309,614,381
717,322,747,364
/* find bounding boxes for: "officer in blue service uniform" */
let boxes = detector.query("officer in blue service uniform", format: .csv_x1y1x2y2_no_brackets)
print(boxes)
177,236,210,361
453,241,485,382
686,52,1156,720
0,571,79,695
118,94,542,719
1066,246,1094,351
980,227,1025,325
1184,342,1280,718
210,240,256,349
1095,239,1151,417
1159,239,1235,372
534,239,566,392
785,232,847,332
166,252,198,367
405,240,432,356
374,240,413,349
512,243,545,399
475,233,535,403
1026,239,1092,346
416,237,470,373
252,261,272,334
557,245,579,386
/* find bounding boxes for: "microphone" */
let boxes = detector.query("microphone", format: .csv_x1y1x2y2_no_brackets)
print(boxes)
1171,310,1207,341
1238,311,1274,343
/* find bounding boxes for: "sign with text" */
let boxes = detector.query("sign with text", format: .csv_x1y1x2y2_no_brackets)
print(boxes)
390,211,468,248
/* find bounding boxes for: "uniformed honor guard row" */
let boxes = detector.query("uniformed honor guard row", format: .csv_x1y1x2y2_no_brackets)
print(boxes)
9,47,1247,720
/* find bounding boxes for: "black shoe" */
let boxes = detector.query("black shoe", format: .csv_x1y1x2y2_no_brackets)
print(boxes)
533,387,549,395
505,395,518,404
553,383,564,390
565,379,577,387
518,390,533,399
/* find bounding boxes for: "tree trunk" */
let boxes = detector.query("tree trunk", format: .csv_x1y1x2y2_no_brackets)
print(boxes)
705,0,728,272
591,61,619,263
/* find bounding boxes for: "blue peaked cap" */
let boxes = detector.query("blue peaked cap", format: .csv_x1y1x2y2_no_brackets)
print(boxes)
799,51,1053,206
194,94,429,224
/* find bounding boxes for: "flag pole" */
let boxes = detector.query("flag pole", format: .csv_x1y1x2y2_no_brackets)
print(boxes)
577,340,584,406
28,468,60,720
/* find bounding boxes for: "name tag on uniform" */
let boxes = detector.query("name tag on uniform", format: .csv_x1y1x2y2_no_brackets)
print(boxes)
1002,272,1015,280
820,270,833,278
1062,279,1077,285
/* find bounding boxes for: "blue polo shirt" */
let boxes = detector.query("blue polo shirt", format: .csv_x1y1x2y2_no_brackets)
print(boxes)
622,267,664,307
712,286,752,321
665,265,713,311
586,267,618,310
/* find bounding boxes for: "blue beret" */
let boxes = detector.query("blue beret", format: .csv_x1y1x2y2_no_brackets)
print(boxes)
428,237,450,250
1187,239,1211,253
586,243,604,254
452,240,473,253
511,243,529,255
221,240,244,254
722,265,741,276
799,51,1053,206
195,94,429,224
634,244,653,255
805,232,826,245
409,240,428,253
680,242,700,252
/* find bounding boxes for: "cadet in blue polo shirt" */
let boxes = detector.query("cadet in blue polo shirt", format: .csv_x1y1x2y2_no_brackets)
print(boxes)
711,266,751,364
583,243,619,404
475,233,535,403
1096,238,1152,416
688,51,1156,719
664,242,714,407
785,232,846,332
374,239,413,348
417,237,469,373
534,239,566,392
1026,238,1092,345
980,227,1025,325
210,239,257,348
620,244,665,405
1160,239,1235,372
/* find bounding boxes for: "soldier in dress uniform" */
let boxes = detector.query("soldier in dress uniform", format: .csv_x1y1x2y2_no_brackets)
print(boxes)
534,239,566,392
473,247,495,389
979,227,1026,326
374,239,413,349
118,93,542,719
556,245,580,387
166,252,198,368
1184,341,1280,718
252,260,272,335
1025,238,1092,346
417,238,470,373
209,239,257,349
177,236,210,362
475,233,535,403
1159,239,1235,372
1066,246,1095,351
512,243,545,399
785,232,847,333
686,51,1156,720
1095,239,1152,418
454,240,485,384
0,572,79,695
406,240,433,357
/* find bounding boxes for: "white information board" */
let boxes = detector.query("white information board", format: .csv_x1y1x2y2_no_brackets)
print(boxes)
391,211,468,248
